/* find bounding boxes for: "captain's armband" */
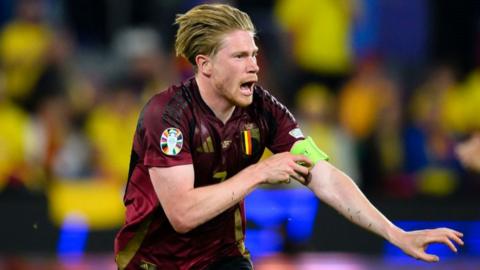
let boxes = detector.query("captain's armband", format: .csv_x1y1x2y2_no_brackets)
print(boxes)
290,136,329,166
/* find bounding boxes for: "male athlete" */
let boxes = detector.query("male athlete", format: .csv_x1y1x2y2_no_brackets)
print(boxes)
114,4,464,269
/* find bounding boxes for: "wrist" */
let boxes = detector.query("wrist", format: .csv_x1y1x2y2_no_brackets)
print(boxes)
244,163,266,186
386,224,405,246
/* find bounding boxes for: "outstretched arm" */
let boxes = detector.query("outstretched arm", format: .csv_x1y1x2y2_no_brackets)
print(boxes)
306,160,464,262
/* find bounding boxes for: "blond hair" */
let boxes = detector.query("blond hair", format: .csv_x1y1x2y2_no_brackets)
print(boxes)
174,4,256,66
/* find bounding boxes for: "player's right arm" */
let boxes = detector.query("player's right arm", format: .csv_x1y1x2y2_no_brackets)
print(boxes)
149,152,310,233
142,90,309,233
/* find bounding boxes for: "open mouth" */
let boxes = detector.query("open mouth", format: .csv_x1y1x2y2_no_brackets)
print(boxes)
240,81,255,95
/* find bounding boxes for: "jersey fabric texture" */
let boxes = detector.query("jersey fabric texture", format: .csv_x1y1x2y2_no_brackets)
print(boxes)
115,77,303,270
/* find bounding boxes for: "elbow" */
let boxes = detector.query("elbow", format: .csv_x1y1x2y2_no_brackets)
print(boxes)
169,213,196,234
171,221,193,234
160,198,198,233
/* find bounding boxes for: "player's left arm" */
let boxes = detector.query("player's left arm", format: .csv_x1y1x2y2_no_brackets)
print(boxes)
291,140,464,262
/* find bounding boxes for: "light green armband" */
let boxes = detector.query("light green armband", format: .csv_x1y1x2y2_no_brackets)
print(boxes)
290,136,329,165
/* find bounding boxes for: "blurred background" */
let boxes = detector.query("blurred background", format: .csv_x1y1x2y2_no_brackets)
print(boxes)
1,0,480,269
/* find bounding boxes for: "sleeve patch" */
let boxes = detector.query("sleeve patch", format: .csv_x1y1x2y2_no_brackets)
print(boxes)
160,128,183,155
289,128,304,139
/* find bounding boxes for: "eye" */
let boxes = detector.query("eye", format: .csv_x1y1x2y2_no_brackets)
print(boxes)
233,53,246,59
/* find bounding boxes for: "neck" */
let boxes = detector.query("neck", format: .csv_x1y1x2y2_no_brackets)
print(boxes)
195,75,235,124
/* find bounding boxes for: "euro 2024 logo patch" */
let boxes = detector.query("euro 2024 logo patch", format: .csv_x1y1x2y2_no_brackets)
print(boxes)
160,128,183,155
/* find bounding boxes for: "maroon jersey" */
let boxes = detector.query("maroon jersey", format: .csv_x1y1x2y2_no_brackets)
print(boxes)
114,77,304,270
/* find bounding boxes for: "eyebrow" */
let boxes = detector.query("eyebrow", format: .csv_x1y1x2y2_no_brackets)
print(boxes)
232,47,259,56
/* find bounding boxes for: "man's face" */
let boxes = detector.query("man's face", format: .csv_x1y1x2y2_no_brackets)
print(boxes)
209,30,259,107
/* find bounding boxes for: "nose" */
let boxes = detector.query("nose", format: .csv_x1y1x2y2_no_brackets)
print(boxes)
247,56,259,73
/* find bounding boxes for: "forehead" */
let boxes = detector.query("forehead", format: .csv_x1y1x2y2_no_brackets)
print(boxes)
217,30,257,53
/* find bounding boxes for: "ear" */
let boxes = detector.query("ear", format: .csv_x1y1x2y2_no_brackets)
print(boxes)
195,54,212,76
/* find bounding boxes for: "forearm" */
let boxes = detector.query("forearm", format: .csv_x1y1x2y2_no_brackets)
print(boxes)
166,165,262,232
308,161,403,243
153,152,309,233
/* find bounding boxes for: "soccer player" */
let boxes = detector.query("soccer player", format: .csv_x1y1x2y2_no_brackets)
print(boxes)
114,4,464,269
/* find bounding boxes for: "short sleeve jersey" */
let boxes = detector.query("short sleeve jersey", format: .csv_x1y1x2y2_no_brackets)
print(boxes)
114,77,304,270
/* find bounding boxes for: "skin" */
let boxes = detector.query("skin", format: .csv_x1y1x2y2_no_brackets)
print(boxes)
307,160,463,262
150,29,463,263
456,133,480,171
195,30,259,123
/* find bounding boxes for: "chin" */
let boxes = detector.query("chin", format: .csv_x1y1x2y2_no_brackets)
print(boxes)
235,97,253,107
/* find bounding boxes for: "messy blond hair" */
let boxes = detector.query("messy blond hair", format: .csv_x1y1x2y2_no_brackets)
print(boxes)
175,4,256,66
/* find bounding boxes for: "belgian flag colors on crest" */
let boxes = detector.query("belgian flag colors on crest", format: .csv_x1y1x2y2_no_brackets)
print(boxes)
240,126,260,156
242,130,253,155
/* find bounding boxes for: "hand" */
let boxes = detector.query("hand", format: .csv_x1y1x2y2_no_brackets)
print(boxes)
393,228,464,262
456,133,480,171
253,152,312,185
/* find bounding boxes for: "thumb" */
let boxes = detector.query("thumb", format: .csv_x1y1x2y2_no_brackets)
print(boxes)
418,252,439,263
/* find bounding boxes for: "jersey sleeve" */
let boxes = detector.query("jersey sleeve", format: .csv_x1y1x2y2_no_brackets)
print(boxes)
262,90,305,153
142,93,193,167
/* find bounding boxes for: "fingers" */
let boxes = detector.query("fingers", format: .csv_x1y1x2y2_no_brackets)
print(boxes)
280,177,291,184
292,154,313,168
450,234,464,247
452,229,463,238
448,230,464,246
404,228,465,263
417,252,439,263
261,152,313,184
283,153,312,183
434,228,464,247
289,171,306,184
436,235,458,252
425,228,464,253
292,161,310,177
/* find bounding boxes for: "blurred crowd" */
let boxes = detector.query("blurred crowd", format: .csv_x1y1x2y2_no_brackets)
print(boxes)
1,0,480,215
